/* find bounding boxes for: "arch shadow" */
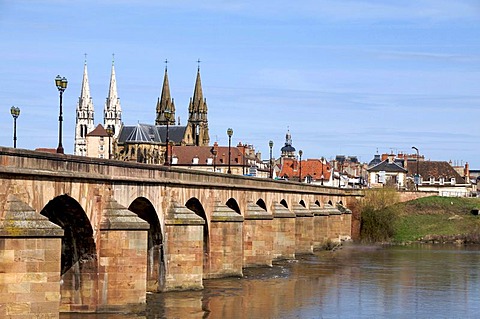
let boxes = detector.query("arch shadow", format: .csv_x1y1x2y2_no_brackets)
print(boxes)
226,198,242,215
129,197,164,292
40,194,97,307
186,197,209,274
256,199,267,211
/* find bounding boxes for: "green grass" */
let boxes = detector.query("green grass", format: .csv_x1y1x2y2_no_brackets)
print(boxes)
390,196,480,243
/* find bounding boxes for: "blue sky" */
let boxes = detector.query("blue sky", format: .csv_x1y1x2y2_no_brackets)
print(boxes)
1,0,480,167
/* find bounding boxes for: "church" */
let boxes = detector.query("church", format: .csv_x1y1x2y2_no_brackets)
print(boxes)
74,58,210,163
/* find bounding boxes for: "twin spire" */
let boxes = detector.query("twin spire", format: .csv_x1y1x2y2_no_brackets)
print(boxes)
74,54,122,156
75,56,211,156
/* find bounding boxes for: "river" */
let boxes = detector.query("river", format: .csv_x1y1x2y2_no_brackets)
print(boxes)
61,244,480,319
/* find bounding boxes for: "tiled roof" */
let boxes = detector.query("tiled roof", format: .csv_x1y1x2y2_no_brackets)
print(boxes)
172,145,245,166
407,161,465,183
35,148,57,154
367,159,407,173
279,158,331,180
86,124,108,137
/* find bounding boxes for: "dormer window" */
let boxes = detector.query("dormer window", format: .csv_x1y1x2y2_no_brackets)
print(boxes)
439,177,444,185
451,178,456,185
429,176,435,184
172,156,178,165
192,156,199,165
207,157,213,165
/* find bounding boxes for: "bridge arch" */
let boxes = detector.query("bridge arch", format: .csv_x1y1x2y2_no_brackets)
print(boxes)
226,198,242,215
280,199,288,208
299,199,307,207
40,194,97,307
185,197,209,275
256,198,267,211
128,197,164,292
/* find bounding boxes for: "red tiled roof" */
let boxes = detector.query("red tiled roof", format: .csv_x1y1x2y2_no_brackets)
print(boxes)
86,124,108,137
279,158,331,180
171,145,246,166
35,148,57,154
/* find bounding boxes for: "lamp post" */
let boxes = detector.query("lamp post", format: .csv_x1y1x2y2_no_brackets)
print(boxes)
269,140,274,179
321,157,324,186
299,150,303,182
106,126,113,159
169,141,174,165
55,75,68,154
10,106,20,148
211,147,217,172
412,146,419,190
227,128,233,174
164,107,172,166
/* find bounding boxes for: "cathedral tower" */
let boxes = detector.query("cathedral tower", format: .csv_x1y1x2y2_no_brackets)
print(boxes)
104,55,122,138
74,58,95,156
186,65,210,146
155,62,176,125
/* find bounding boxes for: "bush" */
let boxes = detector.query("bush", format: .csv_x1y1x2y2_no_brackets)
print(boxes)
359,187,399,243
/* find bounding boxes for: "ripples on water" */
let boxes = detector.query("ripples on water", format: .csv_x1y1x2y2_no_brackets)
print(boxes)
61,244,480,319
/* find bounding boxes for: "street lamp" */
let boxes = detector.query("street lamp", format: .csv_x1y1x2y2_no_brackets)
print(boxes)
299,150,303,182
55,75,68,154
227,128,233,174
412,146,420,190
269,140,274,179
169,141,174,165
321,157,324,186
164,107,172,166
211,147,218,172
10,106,20,148
106,126,113,159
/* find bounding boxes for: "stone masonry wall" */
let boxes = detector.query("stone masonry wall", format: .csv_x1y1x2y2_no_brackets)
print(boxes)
272,218,296,260
208,221,243,278
0,237,62,319
164,224,204,291
97,230,147,313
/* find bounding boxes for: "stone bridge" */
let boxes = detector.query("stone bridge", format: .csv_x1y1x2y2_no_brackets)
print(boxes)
0,147,362,317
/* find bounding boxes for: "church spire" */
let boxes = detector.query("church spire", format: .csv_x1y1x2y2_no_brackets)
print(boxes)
187,62,210,146
74,56,95,156
155,59,175,125
104,54,122,138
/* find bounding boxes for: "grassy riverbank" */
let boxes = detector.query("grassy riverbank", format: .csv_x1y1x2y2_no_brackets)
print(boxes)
393,196,480,243
359,191,480,244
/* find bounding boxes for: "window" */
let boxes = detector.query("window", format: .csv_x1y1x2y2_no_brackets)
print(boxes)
429,176,435,184
439,177,444,185
451,178,456,185
100,137,104,142
99,145,104,151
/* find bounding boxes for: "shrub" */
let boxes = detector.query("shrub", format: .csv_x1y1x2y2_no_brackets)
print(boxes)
359,187,399,243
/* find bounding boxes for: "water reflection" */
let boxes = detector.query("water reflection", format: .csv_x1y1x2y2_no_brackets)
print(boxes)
61,245,480,319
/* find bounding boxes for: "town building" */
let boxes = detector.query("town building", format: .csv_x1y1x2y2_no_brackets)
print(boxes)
367,151,474,196
85,124,110,159
367,153,408,189
277,130,333,184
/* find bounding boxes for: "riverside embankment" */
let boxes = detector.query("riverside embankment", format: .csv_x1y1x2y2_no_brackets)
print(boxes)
359,191,480,244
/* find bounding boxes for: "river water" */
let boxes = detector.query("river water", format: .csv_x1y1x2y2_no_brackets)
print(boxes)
61,244,480,319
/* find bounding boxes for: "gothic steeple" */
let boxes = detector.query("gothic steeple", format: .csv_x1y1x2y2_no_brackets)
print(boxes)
104,54,122,138
74,57,95,156
187,62,210,146
155,61,176,125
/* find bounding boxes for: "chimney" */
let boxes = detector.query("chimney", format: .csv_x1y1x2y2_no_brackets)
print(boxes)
465,162,470,183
